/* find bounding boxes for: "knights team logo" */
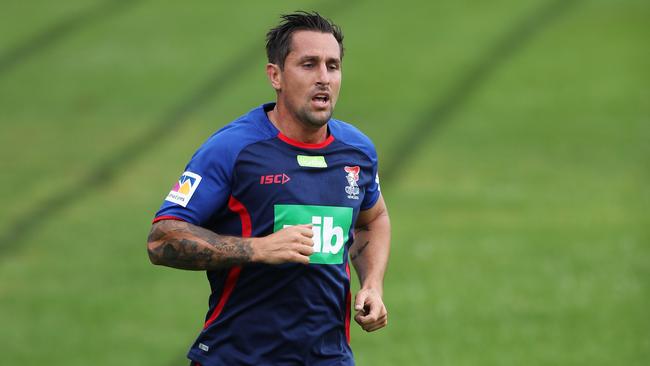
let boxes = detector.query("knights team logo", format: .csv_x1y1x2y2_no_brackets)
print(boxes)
344,166,360,200
165,171,202,207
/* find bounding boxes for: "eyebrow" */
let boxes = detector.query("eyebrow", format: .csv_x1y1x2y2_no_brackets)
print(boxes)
297,55,341,64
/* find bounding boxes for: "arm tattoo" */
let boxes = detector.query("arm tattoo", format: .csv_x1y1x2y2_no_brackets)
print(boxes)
354,225,371,235
350,240,370,261
147,220,253,270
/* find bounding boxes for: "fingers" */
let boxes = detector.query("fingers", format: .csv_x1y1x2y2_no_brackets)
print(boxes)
354,290,388,332
355,301,381,323
288,224,314,246
363,317,388,332
294,224,314,238
291,252,311,265
356,313,387,331
281,240,312,264
292,225,314,256
295,242,314,256
278,225,314,264
257,224,316,265
354,291,368,312
298,235,314,246
355,306,388,332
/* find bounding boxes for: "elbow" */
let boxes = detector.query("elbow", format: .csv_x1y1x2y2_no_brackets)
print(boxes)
147,240,164,265
146,220,185,267
147,242,161,265
147,223,165,265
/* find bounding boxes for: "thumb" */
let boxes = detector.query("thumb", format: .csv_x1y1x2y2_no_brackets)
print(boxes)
355,291,367,312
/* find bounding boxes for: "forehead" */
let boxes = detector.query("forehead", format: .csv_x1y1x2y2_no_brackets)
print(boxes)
287,30,341,60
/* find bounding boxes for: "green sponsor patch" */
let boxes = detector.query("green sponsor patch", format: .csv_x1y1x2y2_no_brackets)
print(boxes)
274,204,352,264
296,155,327,168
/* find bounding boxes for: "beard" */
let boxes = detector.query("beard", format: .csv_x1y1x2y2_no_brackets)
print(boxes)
279,89,337,128
294,101,334,128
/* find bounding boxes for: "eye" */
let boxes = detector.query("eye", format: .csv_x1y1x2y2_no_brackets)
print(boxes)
328,63,340,70
302,63,314,68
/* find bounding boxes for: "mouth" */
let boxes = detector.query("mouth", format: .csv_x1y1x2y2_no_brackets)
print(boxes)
311,92,330,109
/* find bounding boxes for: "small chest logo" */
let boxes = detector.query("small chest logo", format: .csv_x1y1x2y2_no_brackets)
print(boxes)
260,173,291,185
344,166,360,200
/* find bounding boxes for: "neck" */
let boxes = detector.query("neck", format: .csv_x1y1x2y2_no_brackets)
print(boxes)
267,102,328,144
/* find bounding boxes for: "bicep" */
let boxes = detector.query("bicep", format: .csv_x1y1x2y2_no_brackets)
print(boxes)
356,194,388,229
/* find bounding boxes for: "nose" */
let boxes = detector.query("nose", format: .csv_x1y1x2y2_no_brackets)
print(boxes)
316,63,330,86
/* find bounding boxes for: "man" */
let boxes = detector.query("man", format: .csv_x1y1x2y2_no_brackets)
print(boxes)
147,11,390,365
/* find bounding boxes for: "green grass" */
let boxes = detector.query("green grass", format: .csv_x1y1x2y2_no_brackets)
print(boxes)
1,0,648,364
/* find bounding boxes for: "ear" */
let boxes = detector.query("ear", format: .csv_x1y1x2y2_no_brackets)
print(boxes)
266,63,282,91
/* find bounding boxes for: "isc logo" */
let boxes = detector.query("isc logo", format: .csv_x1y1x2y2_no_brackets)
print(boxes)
260,173,291,185
284,216,344,255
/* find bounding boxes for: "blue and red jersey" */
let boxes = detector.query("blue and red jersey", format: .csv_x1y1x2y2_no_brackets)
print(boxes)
154,103,380,366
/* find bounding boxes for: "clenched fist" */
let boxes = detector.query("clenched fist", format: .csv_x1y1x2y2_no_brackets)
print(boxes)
252,224,315,265
354,288,388,332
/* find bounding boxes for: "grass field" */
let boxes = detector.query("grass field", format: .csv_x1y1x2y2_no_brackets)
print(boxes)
0,0,648,365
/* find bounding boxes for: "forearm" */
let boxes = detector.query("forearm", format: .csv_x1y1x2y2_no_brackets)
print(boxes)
147,219,253,270
350,211,390,294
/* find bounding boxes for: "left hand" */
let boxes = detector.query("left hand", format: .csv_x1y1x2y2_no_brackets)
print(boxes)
354,288,388,332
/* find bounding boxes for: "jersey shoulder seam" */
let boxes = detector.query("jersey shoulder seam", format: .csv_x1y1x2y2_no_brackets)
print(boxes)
335,138,376,165
329,119,377,164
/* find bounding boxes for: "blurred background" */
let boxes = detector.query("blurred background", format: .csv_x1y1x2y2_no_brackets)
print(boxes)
0,0,648,364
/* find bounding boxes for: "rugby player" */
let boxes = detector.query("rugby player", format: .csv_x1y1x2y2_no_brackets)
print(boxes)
147,11,391,365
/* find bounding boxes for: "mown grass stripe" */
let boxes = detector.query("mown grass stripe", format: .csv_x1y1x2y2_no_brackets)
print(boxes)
381,0,581,184
0,0,142,77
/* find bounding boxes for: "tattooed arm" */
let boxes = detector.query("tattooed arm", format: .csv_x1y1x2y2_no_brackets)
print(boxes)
147,220,314,270
350,194,391,332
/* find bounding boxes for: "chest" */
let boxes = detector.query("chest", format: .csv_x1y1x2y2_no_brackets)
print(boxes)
231,140,373,210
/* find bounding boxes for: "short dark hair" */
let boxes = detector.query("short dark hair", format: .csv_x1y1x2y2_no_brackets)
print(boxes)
266,11,344,69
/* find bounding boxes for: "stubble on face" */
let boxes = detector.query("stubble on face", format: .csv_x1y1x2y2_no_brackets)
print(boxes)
293,96,332,128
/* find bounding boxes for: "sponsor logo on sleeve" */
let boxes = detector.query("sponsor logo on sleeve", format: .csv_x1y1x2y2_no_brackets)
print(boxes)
165,171,202,207
274,204,353,265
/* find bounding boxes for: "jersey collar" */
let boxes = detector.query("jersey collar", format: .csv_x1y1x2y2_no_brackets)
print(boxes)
261,103,335,149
